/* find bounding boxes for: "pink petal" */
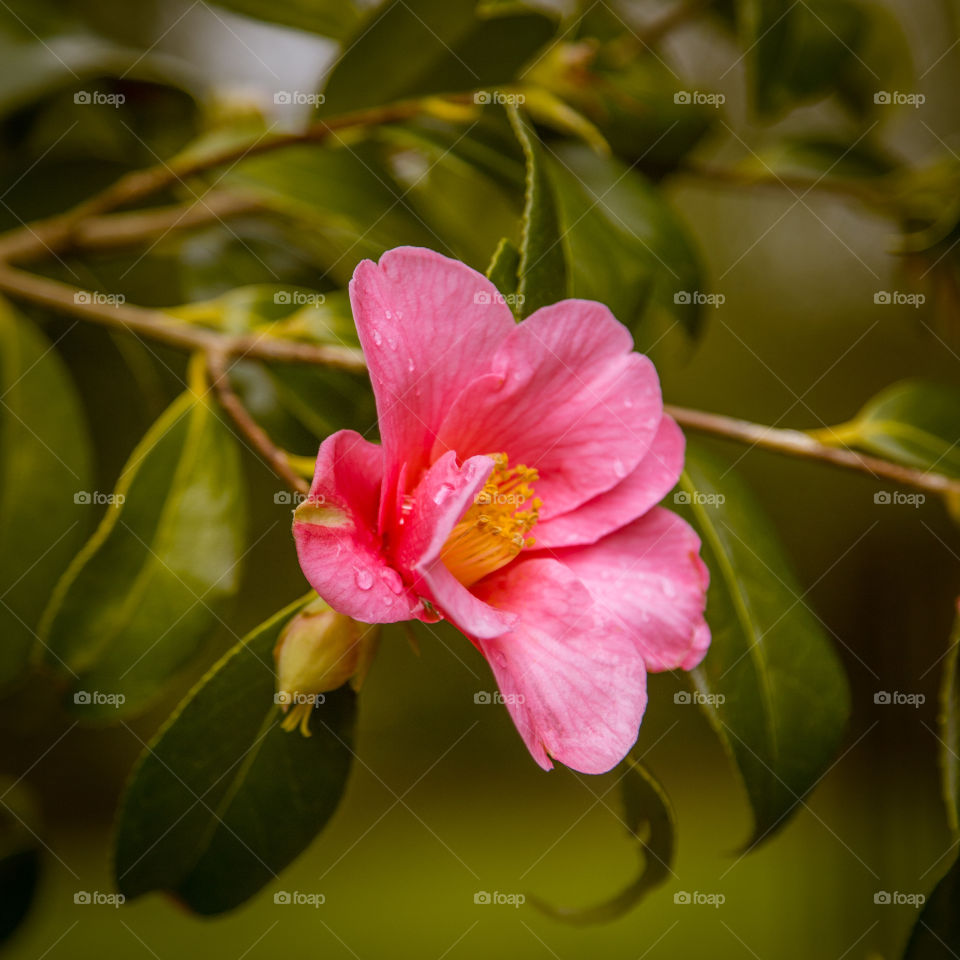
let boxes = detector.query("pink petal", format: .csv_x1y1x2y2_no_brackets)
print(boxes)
392,450,516,640
349,247,516,502
434,300,662,521
472,558,648,774
533,414,685,549
293,430,418,623
543,508,710,673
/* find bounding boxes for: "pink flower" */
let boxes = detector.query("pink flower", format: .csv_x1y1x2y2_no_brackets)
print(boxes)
294,247,710,774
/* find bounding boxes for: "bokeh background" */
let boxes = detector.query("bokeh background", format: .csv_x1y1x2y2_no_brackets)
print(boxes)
2,0,960,957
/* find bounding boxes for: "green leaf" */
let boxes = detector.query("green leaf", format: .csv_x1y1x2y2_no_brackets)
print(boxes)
735,0,912,119
485,236,520,298
0,779,41,945
226,142,437,285
816,380,960,478
544,143,704,339
113,596,357,915
939,602,960,834
674,443,851,846
38,376,246,718
209,0,359,40
903,855,960,959
318,0,556,116
0,301,91,689
508,105,566,319
531,758,675,924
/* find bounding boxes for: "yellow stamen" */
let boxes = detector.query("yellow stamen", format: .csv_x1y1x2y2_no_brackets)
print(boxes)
280,701,313,737
441,453,541,587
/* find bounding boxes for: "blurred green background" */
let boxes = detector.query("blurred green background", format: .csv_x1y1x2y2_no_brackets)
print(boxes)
2,0,960,957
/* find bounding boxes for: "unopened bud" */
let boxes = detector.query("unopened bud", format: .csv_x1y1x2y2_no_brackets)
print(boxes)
273,597,379,736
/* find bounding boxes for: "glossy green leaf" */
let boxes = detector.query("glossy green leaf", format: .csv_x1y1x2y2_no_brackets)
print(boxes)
545,143,704,338
114,596,357,915
817,380,960,478
486,236,520,298
318,0,556,116
38,380,246,718
210,0,359,40
904,855,960,959
531,758,675,924
674,444,851,846
508,106,566,318
0,301,91,689
0,779,40,945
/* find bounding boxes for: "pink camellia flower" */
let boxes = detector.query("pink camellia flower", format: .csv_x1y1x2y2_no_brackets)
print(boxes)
294,247,710,774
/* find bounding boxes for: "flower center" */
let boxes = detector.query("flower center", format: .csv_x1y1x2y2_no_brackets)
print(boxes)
441,453,541,588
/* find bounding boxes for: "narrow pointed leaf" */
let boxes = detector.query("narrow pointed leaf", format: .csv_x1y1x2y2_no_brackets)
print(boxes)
0,301,91,688
114,596,356,915
674,444,851,846
39,384,245,717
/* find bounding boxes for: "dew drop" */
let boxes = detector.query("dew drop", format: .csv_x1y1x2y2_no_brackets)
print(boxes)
355,568,374,590
372,329,383,346
661,579,676,599
407,358,415,373
385,310,393,320
432,482,456,505
613,459,627,478
381,568,404,595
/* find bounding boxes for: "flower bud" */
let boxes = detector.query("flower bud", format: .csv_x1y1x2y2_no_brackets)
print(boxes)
273,597,378,736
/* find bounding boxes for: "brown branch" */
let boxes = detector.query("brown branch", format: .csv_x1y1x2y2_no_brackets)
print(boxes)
0,98,443,264
666,404,960,496
0,262,366,371
206,351,309,495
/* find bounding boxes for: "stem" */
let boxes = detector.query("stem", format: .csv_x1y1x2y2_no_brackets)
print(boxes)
0,262,366,370
206,351,310,496
665,404,960,496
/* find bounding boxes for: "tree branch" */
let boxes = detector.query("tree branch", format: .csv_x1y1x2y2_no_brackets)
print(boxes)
0,262,366,370
0,98,443,264
206,351,310,495
665,404,960,496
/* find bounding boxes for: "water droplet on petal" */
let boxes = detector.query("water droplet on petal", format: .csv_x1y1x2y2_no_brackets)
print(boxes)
381,568,404,595
372,329,383,346
624,398,634,408
661,579,676,598
355,569,374,590
407,358,415,373
385,310,392,320
613,459,627,478
432,482,456,505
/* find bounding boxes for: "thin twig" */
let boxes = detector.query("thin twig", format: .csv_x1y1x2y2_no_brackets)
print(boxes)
207,350,310,496
665,404,960,496
0,262,366,370
0,98,442,263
